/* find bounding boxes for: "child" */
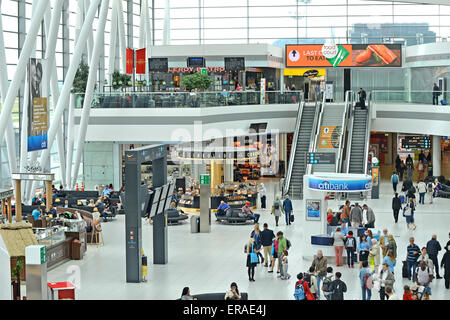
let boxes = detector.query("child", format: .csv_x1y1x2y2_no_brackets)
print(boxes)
280,250,291,280
403,285,415,300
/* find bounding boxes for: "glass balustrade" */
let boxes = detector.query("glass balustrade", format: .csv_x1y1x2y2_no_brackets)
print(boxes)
74,91,303,109
371,90,450,105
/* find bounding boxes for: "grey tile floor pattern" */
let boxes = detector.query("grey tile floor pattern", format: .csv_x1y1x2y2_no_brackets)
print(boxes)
43,179,450,300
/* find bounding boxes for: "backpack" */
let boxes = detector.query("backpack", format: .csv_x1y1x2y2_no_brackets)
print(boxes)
427,183,433,192
363,271,374,290
274,202,280,210
304,273,312,288
322,276,332,293
346,237,355,249
392,174,398,183
294,281,306,300
286,239,291,250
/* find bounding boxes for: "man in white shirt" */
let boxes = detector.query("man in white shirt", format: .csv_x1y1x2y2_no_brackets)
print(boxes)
417,180,427,205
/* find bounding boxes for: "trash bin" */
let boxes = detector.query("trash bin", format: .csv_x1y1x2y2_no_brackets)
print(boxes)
47,281,76,300
190,216,199,233
71,240,81,260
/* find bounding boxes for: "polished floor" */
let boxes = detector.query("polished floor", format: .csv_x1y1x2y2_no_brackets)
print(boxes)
44,179,450,300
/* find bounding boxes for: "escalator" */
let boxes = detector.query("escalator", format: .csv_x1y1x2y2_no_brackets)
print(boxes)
283,100,320,199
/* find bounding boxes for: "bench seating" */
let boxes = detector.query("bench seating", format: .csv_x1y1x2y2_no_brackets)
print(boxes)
166,209,189,225
216,209,255,224
177,292,248,300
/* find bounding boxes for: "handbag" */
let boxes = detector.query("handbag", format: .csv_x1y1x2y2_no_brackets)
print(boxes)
250,245,259,264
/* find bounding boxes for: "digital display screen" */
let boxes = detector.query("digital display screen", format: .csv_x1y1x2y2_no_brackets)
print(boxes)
401,136,431,150
225,57,245,71
187,57,204,68
305,200,321,221
148,58,168,72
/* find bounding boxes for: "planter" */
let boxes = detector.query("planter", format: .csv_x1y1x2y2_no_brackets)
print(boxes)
11,280,20,300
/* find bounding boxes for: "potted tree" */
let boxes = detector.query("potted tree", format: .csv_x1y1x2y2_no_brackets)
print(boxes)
11,257,24,300
182,73,213,107
72,61,90,108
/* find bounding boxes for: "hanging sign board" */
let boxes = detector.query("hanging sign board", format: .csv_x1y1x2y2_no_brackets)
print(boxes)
135,48,146,74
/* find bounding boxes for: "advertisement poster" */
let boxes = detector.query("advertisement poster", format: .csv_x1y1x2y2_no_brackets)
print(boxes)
286,44,402,68
372,167,379,187
318,126,341,149
126,48,134,74
306,200,321,221
135,48,146,74
27,58,48,152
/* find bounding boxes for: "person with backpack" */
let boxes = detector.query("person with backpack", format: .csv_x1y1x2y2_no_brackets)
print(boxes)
280,250,291,280
293,273,313,301
392,193,402,223
329,272,347,300
359,260,374,300
426,180,435,204
345,230,357,268
271,196,283,227
403,198,416,231
417,180,427,204
332,227,346,266
321,267,334,300
282,195,293,225
305,266,319,299
379,262,396,300
311,250,328,299
391,171,399,193
415,260,434,299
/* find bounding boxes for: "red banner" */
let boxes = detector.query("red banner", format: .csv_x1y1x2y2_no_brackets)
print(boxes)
126,48,134,74
135,48,146,74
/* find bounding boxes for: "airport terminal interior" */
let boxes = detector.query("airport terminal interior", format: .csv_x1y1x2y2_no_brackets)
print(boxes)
1,0,450,302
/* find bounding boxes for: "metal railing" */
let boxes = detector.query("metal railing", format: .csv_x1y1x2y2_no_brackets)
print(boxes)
74,90,304,109
363,91,372,175
371,90,450,105
283,97,304,196
345,90,356,174
307,93,326,175
336,91,352,173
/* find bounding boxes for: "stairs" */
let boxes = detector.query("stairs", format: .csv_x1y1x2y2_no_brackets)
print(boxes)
287,104,317,198
348,107,368,174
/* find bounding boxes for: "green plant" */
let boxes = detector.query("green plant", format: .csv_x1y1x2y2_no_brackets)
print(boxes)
112,70,132,90
71,61,90,94
182,72,213,91
12,257,23,281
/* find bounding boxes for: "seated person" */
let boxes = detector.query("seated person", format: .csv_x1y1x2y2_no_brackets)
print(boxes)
63,199,70,208
46,205,57,216
32,193,42,205
102,185,112,197
95,199,105,213
87,199,96,207
241,201,260,224
216,201,231,217
32,207,42,221
103,195,111,209
51,184,58,194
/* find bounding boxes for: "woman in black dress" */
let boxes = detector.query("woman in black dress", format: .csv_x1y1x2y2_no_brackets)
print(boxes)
246,238,260,282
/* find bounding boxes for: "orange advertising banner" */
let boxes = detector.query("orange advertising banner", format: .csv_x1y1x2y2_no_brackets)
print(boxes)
286,44,402,68
135,48,146,74
126,48,134,74
318,126,341,149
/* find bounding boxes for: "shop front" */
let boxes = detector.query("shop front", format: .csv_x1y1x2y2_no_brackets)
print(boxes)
283,68,326,101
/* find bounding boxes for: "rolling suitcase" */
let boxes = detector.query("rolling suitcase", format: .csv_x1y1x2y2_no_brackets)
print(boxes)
402,261,409,278
290,214,295,223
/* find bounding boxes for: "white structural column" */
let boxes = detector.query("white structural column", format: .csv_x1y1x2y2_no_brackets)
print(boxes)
71,0,110,188
163,0,171,45
0,2,18,184
116,0,127,73
144,0,152,48
0,0,48,168
29,0,101,197
433,135,441,177
83,0,94,64
108,0,118,78
65,94,75,188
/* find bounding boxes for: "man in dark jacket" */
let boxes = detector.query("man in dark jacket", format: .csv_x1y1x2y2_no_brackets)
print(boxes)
392,193,402,223
433,83,441,105
426,234,442,279
359,88,366,109
260,223,275,267
330,272,347,300
282,195,293,225
441,244,450,289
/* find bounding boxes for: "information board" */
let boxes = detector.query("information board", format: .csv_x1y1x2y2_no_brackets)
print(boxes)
187,57,204,68
307,152,336,164
401,136,431,150
148,58,168,72
225,57,245,71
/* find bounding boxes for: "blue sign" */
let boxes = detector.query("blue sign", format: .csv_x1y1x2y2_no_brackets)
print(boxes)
28,134,48,152
308,177,372,192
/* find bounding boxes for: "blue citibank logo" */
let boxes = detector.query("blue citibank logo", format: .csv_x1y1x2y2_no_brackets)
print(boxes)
308,177,372,192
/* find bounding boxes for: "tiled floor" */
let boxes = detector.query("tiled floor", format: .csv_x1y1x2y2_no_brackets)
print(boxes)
44,179,450,300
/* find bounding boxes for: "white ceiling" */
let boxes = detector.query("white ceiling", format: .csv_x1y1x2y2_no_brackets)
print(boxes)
371,0,450,5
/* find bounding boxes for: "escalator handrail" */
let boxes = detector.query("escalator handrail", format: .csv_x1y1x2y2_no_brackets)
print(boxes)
283,94,304,196
336,91,352,173
363,91,372,175
307,93,326,175
345,90,356,173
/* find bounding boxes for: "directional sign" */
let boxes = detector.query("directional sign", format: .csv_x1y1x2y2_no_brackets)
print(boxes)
306,152,336,165
401,136,431,150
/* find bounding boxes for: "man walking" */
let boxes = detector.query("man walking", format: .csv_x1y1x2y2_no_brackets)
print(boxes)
392,193,402,223
282,195,293,226
276,232,287,278
260,223,275,268
311,250,328,299
426,234,442,279
406,237,421,281
391,171,399,193
433,82,441,105
358,88,367,110
330,272,347,300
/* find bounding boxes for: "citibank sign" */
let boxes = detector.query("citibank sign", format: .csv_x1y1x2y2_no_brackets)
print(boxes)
308,177,372,192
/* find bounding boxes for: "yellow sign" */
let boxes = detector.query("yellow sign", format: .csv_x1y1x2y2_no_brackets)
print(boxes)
372,167,379,187
283,68,326,77
318,126,341,149
31,97,48,132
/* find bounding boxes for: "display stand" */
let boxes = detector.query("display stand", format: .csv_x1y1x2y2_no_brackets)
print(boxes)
0,189,14,223
25,245,48,300
199,174,211,233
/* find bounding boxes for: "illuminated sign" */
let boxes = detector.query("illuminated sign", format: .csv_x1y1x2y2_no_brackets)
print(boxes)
308,177,372,192
168,67,226,74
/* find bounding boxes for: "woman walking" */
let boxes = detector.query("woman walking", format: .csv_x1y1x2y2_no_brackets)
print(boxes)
332,227,346,267
258,183,267,209
271,196,283,227
403,198,417,230
269,237,279,274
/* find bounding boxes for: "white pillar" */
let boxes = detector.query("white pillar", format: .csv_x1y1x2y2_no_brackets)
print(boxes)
116,0,127,73
163,0,171,45
71,0,110,188
65,94,75,188
30,0,100,196
433,135,441,177
224,160,233,182
83,0,94,64
112,142,121,189
108,0,118,78
0,0,48,161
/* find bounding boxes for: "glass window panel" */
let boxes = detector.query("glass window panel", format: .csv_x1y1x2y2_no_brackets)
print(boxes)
249,0,296,5
249,27,298,39
171,8,199,18
171,19,200,29
306,17,348,28
1,1,18,15
249,6,296,18
298,5,347,17
203,7,246,18
1,15,18,32
249,17,296,28
393,4,439,16
348,5,393,16
203,28,247,40
204,0,248,7
3,32,18,48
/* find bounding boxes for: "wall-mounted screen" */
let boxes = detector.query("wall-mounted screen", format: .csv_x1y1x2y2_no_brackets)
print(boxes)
225,57,245,71
149,58,168,72
187,57,204,68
